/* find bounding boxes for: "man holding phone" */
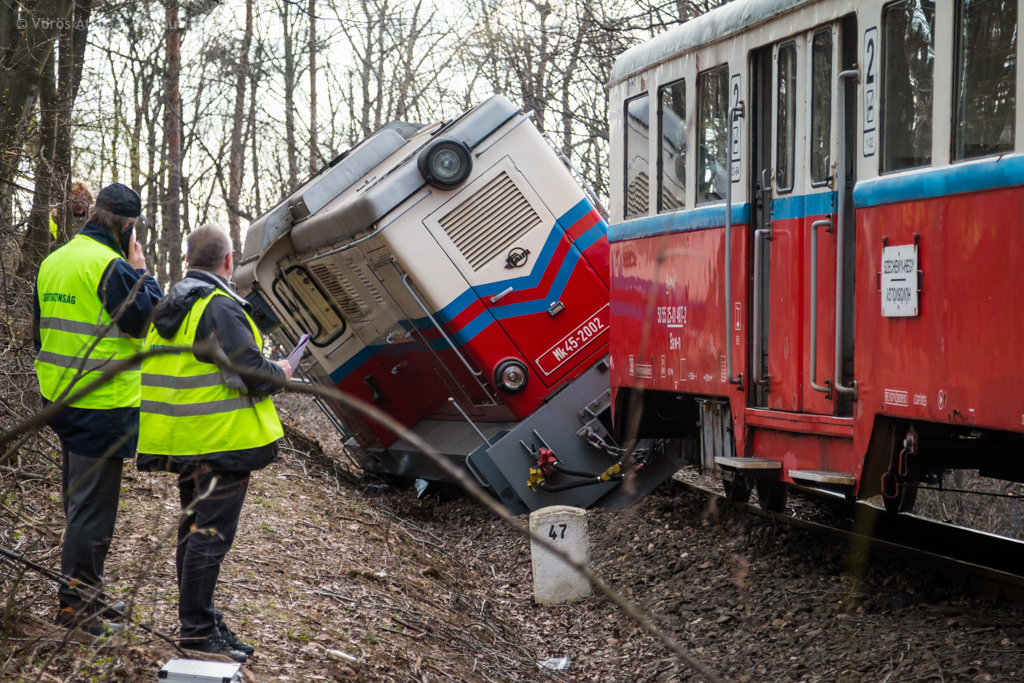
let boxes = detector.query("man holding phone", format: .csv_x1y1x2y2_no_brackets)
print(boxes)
33,182,163,635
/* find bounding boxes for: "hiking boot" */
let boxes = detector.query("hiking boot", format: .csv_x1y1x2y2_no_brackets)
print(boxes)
54,605,126,637
181,636,248,663
220,626,255,656
102,600,126,619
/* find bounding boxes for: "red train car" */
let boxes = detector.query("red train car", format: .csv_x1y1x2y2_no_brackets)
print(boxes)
607,0,1024,512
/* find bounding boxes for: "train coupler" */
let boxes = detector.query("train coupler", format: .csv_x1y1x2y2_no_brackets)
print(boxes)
882,425,917,499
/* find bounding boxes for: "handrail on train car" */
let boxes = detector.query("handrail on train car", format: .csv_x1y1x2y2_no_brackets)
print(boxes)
724,102,745,390
809,217,833,398
834,68,859,398
398,270,498,405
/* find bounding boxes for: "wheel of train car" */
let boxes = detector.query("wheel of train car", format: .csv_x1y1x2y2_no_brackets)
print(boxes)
755,479,788,513
883,480,918,514
723,477,751,504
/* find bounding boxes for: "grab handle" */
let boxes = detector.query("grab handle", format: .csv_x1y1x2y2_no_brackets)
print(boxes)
809,218,833,397
751,227,771,388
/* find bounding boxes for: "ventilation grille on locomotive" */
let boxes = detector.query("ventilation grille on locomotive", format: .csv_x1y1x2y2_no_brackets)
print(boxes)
308,262,384,324
439,171,542,270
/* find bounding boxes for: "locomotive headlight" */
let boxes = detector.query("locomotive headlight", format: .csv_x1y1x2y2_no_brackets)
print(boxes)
495,359,528,393
418,139,472,189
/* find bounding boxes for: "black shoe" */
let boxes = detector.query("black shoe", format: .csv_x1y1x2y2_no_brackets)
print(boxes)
102,601,126,619
220,626,255,656
181,636,248,663
54,606,126,637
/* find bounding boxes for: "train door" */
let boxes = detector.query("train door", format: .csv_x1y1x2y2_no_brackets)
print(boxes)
801,16,860,416
752,19,858,417
749,46,773,408
752,36,807,413
800,24,841,416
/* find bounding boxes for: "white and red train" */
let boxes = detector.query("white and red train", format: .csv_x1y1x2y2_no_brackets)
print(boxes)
235,96,679,513
608,0,1022,512
237,0,1022,515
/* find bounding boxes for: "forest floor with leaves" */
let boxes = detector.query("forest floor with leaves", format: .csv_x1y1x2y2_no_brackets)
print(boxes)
2,390,1023,682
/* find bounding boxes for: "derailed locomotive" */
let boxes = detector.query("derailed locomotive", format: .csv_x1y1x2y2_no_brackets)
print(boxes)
606,0,1024,513
234,95,685,513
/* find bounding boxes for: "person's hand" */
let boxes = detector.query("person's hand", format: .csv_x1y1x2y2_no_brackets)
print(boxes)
275,360,294,382
128,239,147,271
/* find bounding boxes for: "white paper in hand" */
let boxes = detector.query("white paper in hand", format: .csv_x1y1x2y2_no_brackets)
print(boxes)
286,333,311,370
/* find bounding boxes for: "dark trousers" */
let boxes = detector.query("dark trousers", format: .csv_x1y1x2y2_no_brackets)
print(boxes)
176,465,249,642
59,446,124,609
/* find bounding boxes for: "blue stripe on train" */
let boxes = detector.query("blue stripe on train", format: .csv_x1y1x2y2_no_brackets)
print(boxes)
606,191,842,244
607,203,751,243
853,155,1024,208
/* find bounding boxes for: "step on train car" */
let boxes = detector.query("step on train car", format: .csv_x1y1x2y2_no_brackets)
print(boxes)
234,95,686,513
607,0,1023,513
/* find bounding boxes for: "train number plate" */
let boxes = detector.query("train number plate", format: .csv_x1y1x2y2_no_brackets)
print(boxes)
880,244,918,317
536,305,609,376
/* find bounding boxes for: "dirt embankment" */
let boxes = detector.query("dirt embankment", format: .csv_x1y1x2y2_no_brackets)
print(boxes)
3,392,1024,682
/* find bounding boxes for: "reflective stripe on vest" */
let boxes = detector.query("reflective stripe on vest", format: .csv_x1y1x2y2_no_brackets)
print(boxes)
137,289,283,457
34,234,143,408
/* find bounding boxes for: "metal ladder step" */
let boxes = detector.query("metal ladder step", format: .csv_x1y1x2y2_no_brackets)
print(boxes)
714,456,782,470
788,470,856,486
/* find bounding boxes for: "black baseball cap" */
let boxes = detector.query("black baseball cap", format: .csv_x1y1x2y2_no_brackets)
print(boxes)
95,183,141,218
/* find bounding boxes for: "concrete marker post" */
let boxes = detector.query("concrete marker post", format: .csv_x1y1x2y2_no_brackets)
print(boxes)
529,505,591,605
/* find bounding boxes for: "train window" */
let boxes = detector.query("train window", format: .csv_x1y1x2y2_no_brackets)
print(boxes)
776,43,797,193
952,0,1017,161
697,65,729,204
658,79,687,212
810,30,833,185
881,0,936,173
624,94,650,218
274,266,346,347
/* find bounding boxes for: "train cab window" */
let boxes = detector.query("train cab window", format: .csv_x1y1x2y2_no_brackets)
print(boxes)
624,94,651,218
697,65,729,204
952,0,1017,161
776,43,797,192
273,266,346,347
881,0,936,173
658,79,687,212
810,30,833,185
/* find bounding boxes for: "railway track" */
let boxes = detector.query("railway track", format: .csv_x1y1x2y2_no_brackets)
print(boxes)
673,473,1024,604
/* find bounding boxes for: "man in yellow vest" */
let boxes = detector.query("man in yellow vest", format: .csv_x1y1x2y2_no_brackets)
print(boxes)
137,224,291,662
33,183,164,635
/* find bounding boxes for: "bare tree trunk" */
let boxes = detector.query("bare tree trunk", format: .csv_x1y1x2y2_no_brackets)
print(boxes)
143,82,161,272
281,0,299,191
0,0,71,221
163,1,183,284
227,0,253,259
52,0,91,244
18,49,57,276
308,0,317,175
247,42,263,216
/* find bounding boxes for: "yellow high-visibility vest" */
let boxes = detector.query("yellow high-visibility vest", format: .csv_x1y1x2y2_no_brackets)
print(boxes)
138,289,283,456
35,234,143,407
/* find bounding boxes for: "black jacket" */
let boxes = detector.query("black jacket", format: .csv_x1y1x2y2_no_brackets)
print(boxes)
136,269,285,473
34,222,164,459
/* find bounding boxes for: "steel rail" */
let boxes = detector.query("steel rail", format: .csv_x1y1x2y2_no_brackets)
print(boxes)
674,477,1024,603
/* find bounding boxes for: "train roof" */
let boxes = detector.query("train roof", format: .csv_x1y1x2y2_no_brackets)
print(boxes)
237,95,519,270
607,0,814,87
